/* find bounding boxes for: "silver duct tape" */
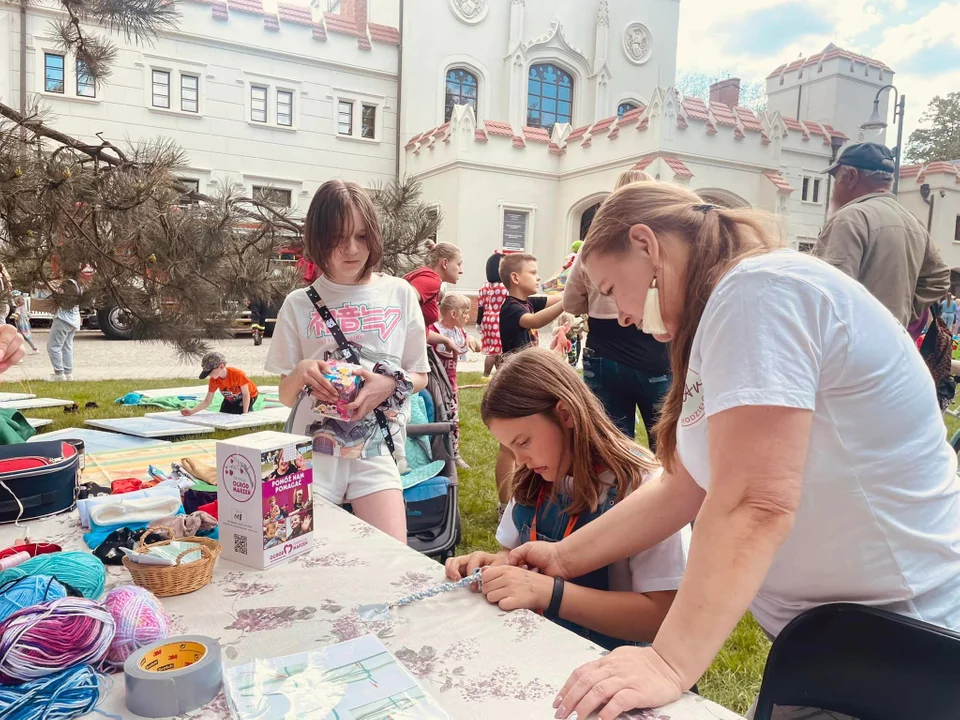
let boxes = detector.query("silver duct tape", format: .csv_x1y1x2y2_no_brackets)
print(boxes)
124,635,223,718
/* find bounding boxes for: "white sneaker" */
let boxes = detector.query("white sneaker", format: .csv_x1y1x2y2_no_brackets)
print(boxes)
48,373,65,382
64,374,74,382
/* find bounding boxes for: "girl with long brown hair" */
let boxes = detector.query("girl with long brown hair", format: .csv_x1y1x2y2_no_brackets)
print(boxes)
267,179,431,542
510,181,960,719
445,347,688,650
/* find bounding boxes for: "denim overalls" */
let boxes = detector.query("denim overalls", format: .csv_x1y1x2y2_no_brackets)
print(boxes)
511,482,640,651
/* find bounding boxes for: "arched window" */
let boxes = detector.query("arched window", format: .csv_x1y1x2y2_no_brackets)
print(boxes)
527,63,573,130
580,202,601,240
617,102,638,118
445,68,478,122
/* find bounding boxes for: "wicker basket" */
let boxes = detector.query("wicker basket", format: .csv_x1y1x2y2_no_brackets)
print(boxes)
121,526,221,597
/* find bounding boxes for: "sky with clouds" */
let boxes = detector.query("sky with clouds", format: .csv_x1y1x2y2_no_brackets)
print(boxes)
675,0,960,142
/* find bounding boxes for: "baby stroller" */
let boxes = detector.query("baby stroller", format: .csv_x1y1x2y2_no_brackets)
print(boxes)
403,347,462,560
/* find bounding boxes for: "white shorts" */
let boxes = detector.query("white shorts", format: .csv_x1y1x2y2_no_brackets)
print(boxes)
312,453,401,504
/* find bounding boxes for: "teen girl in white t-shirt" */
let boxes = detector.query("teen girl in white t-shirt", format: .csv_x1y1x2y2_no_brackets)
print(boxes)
266,180,430,542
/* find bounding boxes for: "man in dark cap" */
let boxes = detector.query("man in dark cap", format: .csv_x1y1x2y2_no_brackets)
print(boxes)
815,142,949,330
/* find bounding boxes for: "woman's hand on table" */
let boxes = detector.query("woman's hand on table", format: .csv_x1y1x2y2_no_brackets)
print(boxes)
553,646,684,720
507,540,571,579
445,550,506,589
480,565,552,611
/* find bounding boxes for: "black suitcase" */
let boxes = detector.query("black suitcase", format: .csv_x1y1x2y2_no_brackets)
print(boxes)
0,441,80,524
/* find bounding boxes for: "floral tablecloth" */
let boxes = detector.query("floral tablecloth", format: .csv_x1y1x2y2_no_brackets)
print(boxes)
0,493,743,719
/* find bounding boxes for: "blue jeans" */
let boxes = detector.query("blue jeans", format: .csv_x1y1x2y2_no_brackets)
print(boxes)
47,317,78,375
582,347,671,450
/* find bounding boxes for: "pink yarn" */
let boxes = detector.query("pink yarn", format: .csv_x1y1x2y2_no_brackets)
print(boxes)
101,586,170,670
0,597,115,684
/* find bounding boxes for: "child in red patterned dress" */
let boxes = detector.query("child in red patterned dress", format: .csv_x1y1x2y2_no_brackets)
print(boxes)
477,252,507,381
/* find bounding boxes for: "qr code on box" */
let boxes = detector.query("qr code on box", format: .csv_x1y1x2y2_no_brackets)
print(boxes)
234,534,248,556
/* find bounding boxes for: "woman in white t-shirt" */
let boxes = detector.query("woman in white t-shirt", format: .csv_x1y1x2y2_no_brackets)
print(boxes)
509,182,960,719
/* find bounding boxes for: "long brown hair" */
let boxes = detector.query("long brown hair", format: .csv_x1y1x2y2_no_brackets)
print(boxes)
304,179,383,281
481,348,659,514
580,183,783,469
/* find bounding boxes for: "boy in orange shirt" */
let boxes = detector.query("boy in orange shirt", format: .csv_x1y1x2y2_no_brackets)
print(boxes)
183,352,259,415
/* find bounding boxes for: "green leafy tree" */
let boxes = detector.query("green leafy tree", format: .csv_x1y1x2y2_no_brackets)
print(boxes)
905,92,960,165
676,71,767,114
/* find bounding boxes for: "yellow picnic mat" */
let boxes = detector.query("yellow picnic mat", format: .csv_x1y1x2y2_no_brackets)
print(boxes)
84,439,217,486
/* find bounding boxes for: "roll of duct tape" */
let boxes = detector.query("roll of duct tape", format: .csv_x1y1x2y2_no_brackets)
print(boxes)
123,635,223,718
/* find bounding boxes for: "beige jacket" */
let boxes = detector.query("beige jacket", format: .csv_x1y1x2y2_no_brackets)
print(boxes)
814,192,950,327
562,254,618,319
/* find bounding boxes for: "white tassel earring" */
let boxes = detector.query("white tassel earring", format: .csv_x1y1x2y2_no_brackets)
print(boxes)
642,276,667,335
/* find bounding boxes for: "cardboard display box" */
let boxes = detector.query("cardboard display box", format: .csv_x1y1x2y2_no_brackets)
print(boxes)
217,431,314,569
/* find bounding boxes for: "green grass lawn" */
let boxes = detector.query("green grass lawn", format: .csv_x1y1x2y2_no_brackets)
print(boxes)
15,370,772,714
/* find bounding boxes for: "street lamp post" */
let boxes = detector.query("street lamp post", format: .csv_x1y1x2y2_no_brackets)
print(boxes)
860,84,906,196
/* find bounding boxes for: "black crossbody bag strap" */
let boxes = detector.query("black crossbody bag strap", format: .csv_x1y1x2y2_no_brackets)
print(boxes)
304,286,397,459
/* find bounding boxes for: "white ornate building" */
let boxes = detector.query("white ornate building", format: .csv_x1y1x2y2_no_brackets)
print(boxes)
4,0,956,291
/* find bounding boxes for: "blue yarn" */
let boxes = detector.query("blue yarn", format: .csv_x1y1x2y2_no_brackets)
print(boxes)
0,552,106,600
0,664,104,720
0,576,67,623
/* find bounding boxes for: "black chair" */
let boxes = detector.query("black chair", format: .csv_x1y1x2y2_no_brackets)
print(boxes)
753,603,960,720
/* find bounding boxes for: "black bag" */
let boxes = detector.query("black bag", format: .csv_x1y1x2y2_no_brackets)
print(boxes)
0,441,80,524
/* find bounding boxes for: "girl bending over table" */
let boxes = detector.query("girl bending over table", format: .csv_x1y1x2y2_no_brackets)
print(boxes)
445,348,688,649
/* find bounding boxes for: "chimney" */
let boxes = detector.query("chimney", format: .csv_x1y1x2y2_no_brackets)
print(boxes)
709,78,741,107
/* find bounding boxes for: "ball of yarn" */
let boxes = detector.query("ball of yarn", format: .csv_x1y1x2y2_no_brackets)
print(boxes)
0,664,103,720
0,576,67,623
102,586,170,669
0,597,115,684
0,552,105,600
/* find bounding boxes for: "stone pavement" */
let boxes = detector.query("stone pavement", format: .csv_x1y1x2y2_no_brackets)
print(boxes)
9,328,503,382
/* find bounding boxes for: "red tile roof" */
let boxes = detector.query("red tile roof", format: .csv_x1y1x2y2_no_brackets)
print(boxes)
312,24,327,40
474,129,488,143
211,3,228,20
229,0,263,14
278,3,311,24
404,133,422,150
768,43,892,78
324,12,360,36
734,126,745,140
368,23,399,45
663,156,693,178
706,119,717,135
357,34,371,50
608,125,620,139
522,126,551,144
618,106,646,125
637,116,649,131
433,122,450,138
763,171,794,192
821,124,848,141
899,164,922,178
782,117,809,140
484,120,513,138
634,156,655,171
803,121,832,146
263,15,279,30
710,101,738,128
549,142,565,155
591,116,617,134
761,131,771,145
677,113,689,130
734,106,763,132
681,96,710,122
919,162,960,182
581,137,592,148
512,135,526,149
567,124,590,141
